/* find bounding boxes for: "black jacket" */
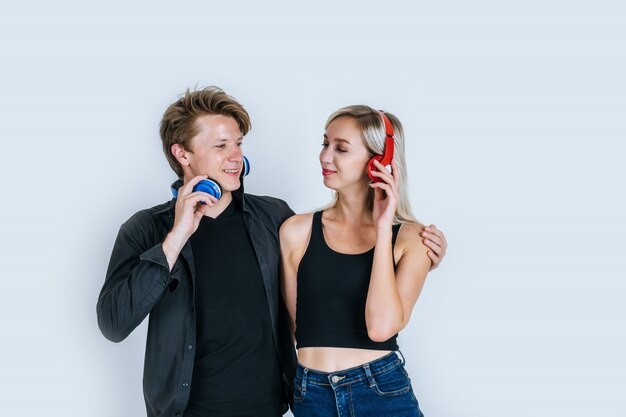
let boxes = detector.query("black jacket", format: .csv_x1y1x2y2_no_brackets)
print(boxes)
97,184,296,417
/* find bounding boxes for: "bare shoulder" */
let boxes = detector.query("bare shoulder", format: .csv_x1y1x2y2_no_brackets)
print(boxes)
280,213,315,249
280,213,314,236
396,222,429,258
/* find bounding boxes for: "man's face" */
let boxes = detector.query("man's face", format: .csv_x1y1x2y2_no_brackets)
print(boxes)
183,114,244,193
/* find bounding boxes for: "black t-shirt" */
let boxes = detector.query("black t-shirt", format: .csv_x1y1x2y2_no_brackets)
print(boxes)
185,199,281,417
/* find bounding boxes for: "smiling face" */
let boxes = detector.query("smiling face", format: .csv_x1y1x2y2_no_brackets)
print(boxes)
320,116,372,192
173,114,245,194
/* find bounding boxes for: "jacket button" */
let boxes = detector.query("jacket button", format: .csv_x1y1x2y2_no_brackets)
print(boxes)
182,383,189,387
187,345,193,350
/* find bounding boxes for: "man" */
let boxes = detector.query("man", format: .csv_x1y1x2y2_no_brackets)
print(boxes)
97,86,448,417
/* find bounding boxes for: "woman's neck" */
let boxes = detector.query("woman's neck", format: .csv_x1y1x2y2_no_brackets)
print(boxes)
330,187,372,226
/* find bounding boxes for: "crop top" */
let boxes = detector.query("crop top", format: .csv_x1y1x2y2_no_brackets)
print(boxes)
295,211,401,350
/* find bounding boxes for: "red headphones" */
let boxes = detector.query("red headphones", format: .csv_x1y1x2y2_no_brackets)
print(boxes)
367,111,395,182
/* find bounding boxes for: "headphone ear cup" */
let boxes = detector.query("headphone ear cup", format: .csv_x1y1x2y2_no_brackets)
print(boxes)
194,179,222,200
367,155,383,182
242,155,250,177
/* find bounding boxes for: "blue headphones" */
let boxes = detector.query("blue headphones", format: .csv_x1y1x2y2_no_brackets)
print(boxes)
171,156,250,200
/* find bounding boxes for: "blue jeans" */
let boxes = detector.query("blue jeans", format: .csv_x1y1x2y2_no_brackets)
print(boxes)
292,352,424,417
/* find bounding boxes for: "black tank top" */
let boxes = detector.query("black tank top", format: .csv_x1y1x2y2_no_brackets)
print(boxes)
296,211,401,350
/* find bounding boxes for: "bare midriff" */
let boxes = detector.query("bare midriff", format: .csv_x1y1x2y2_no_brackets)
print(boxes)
297,347,393,373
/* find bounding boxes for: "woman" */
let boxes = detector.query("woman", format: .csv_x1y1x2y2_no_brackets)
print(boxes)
280,105,445,416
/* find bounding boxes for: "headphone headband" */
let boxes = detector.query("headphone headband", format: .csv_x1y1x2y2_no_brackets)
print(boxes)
379,110,395,139
367,111,395,182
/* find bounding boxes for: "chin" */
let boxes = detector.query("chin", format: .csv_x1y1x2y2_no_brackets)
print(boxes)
322,177,338,190
221,178,241,192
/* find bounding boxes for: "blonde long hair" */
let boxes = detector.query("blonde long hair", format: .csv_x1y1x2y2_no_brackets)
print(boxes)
325,105,418,225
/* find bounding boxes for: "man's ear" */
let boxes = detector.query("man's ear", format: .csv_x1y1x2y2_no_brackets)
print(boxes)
171,144,190,167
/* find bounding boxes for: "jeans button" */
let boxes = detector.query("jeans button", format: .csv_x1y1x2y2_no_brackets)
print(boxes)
331,375,340,383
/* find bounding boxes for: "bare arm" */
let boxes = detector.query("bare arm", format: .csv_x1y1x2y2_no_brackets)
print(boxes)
365,223,431,341
279,213,313,343
365,160,432,341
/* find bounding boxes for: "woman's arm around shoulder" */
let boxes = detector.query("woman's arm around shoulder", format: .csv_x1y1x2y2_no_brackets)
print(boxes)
279,213,314,341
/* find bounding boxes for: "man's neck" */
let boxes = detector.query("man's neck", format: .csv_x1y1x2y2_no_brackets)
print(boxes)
202,191,233,219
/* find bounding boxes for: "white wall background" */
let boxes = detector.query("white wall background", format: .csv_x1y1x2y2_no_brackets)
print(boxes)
1,0,624,416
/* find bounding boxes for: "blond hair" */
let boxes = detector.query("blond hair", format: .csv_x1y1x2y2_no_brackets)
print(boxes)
325,105,418,224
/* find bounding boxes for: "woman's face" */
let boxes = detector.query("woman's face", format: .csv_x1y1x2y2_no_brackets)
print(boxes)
320,116,372,191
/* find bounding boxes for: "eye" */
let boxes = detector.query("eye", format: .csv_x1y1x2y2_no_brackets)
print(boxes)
321,142,329,148
336,147,347,153
215,144,226,149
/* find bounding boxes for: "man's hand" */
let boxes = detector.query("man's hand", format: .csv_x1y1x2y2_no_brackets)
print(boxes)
421,224,447,271
162,175,218,271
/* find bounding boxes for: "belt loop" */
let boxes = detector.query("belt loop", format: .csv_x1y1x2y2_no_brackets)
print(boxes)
301,368,308,393
396,349,406,365
363,363,375,387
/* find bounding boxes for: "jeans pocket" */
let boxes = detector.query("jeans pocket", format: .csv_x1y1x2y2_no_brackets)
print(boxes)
293,377,306,403
371,366,412,397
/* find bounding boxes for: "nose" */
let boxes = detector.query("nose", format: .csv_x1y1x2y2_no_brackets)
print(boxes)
228,145,243,161
320,147,332,165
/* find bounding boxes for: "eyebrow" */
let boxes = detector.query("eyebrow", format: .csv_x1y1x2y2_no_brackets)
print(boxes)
323,134,352,145
215,136,244,143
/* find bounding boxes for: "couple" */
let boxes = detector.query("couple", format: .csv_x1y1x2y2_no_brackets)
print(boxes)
97,86,448,417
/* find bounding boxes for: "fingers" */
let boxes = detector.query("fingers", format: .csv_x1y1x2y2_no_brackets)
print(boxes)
423,236,443,257
369,181,396,201
424,224,448,251
370,161,398,199
176,192,218,219
371,160,398,186
427,250,441,270
185,192,218,208
391,160,399,179
178,175,208,197
194,201,209,220
422,231,444,252
422,224,447,271
370,184,384,201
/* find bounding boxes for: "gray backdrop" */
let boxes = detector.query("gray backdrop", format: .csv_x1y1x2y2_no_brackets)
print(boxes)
1,0,624,416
